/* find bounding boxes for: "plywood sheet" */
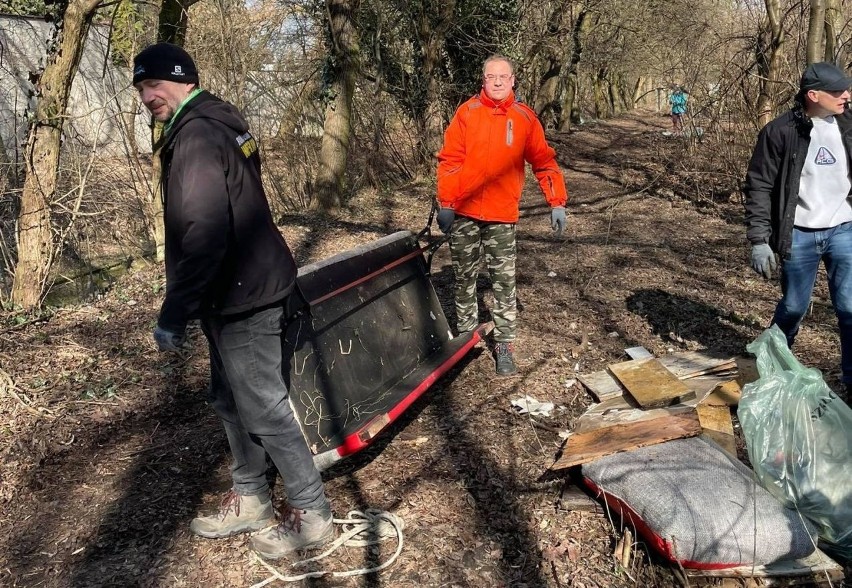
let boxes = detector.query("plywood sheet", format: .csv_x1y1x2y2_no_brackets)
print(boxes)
557,485,601,513
659,350,737,379
696,404,736,455
551,408,701,470
577,370,624,402
624,346,653,359
703,379,742,406
736,356,759,386
607,358,696,408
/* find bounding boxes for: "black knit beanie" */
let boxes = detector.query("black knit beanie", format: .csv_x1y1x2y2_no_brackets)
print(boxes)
133,43,199,85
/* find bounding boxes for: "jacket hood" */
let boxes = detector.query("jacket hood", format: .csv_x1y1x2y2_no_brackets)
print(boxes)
163,91,250,146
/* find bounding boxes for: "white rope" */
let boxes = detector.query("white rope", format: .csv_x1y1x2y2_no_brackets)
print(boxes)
248,508,404,587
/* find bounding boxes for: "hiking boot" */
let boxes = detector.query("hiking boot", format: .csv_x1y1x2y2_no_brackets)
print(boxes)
494,342,518,376
189,489,274,539
250,504,335,560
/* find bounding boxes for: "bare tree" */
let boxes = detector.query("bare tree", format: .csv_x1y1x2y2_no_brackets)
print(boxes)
11,0,104,309
755,0,785,127
824,0,839,61
311,0,361,211
806,0,825,63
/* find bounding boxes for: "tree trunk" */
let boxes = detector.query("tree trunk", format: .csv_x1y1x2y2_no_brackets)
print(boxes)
151,126,166,261
559,7,589,130
11,0,102,309
534,58,562,128
312,0,361,211
806,0,825,64
755,0,784,128
158,0,193,45
533,5,570,129
824,0,839,62
148,0,200,260
365,6,384,188
418,3,454,170
593,68,610,119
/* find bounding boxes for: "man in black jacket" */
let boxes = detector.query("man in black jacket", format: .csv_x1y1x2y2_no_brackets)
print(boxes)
134,43,333,558
744,61,852,402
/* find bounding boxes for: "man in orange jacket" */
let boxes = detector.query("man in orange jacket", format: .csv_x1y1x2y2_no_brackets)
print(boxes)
436,55,569,375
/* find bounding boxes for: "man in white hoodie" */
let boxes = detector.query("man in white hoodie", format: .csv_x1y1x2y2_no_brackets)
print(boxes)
744,61,852,403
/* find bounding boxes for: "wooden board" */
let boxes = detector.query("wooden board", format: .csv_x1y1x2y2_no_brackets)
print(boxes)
573,396,692,433
696,404,736,455
624,346,653,359
659,350,737,379
736,356,759,386
607,358,696,408
685,547,844,585
551,408,701,470
704,379,742,406
577,370,625,402
557,485,601,513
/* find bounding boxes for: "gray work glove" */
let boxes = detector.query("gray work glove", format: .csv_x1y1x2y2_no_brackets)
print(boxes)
153,326,186,352
551,206,566,236
750,243,777,279
437,207,455,234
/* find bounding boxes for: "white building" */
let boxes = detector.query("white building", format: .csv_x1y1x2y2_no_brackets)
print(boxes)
0,14,150,161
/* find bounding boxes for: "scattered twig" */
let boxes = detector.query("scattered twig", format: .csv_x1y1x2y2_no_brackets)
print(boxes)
499,406,563,434
0,368,55,419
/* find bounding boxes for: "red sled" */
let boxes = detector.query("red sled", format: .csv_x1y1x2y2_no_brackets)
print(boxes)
284,230,490,470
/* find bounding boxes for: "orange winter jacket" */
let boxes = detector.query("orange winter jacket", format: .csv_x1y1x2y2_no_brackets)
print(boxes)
437,91,568,223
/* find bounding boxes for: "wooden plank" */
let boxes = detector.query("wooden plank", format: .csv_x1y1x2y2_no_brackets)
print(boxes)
551,408,701,470
685,547,844,584
736,356,759,386
577,370,625,402
557,485,601,513
704,379,742,406
659,350,737,379
573,395,674,432
696,404,736,455
607,358,696,408
624,346,653,359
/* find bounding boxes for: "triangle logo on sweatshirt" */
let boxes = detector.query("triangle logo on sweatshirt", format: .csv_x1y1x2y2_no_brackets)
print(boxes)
815,146,837,165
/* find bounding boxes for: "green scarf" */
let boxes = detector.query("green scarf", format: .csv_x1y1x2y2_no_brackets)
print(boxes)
164,87,203,134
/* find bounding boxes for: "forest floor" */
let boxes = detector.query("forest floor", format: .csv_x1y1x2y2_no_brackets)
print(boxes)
0,111,849,587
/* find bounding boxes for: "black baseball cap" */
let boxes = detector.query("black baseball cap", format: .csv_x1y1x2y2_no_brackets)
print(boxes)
800,62,852,92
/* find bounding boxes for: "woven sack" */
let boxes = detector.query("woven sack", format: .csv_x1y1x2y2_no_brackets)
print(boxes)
581,436,817,569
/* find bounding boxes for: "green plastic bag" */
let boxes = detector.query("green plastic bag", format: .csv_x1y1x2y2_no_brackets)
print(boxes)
739,326,852,559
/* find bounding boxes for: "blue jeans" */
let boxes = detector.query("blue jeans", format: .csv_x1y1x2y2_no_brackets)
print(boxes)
772,223,852,384
201,305,328,511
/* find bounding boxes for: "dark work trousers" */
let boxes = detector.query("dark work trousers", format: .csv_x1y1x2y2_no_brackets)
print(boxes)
201,304,328,512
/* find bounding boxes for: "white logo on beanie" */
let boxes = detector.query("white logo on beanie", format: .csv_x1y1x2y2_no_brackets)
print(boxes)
172,65,184,76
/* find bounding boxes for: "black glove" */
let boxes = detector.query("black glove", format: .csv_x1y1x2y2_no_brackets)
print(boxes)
750,243,777,279
550,206,566,235
437,208,455,234
153,326,186,352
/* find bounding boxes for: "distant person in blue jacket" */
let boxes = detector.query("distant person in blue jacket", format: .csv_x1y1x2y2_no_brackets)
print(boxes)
669,85,688,135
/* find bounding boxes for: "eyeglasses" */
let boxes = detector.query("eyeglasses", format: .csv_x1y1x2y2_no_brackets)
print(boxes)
484,74,512,82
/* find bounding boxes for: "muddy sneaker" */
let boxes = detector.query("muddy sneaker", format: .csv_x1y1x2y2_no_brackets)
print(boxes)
189,489,274,539
250,504,334,560
494,342,518,376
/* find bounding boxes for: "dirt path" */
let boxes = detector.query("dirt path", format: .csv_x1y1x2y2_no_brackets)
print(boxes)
0,111,847,587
